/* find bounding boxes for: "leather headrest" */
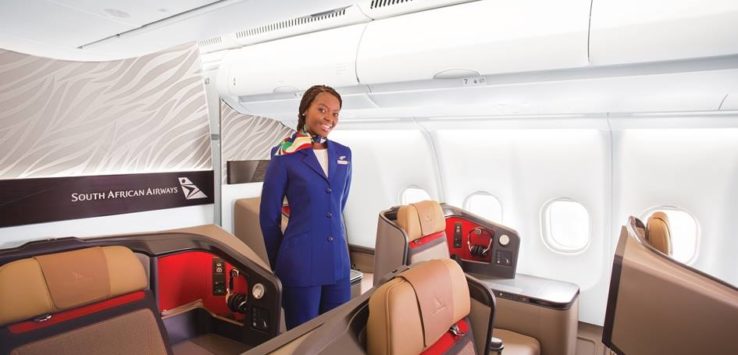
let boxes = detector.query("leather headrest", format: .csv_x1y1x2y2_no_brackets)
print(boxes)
396,200,446,242
0,246,147,326
646,212,672,255
367,259,470,355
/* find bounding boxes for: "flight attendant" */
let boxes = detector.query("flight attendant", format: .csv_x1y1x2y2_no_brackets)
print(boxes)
259,85,352,329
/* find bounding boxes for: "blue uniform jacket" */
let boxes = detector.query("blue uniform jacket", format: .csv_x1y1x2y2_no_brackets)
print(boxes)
259,140,352,287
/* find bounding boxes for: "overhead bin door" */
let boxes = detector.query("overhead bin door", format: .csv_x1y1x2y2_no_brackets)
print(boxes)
356,0,591,85
590,0,738,65
217,24,366,97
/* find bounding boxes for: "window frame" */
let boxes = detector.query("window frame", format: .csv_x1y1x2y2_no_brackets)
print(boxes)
400,186,432,205
540,198,592,255
463,191,503,222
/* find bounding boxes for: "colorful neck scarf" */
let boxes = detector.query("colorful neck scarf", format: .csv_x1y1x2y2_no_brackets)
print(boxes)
275,129,327,156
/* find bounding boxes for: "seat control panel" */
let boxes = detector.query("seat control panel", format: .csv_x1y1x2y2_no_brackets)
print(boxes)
212,258,226,296
454,222,463,248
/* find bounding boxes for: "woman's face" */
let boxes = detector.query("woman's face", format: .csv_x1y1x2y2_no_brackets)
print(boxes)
304,92,340,137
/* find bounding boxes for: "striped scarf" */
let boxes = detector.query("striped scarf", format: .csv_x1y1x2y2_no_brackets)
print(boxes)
275,129,327,156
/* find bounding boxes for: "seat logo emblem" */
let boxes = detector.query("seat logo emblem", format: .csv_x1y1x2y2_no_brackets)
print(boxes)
178,177,208,200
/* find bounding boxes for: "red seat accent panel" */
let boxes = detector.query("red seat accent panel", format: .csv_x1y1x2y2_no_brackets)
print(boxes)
421,318,471,355
8,291,145,334
409,231,446,250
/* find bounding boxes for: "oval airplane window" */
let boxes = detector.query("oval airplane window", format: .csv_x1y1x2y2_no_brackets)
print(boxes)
464,192,502,222
642,207,699,264
541,199,590,253
401,187,431,205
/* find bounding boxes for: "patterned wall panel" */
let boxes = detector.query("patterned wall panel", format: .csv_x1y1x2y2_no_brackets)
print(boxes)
221,100,294,182
0,43,211,179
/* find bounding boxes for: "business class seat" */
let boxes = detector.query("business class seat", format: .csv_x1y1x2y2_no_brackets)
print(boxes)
0,246,171,355
646,211,672,255
367,258,478,354
374,200,540,355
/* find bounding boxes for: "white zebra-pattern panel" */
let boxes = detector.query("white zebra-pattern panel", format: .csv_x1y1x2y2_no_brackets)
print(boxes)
0,43,211,179
220,100,293,182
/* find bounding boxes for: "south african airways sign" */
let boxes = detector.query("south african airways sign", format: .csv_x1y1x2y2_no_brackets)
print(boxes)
0,171,213,228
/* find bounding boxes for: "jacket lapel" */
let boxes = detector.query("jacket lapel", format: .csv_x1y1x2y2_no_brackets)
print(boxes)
300,149,328,181
328,141,338,184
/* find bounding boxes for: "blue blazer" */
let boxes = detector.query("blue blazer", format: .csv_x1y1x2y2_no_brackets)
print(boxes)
259,140,352,287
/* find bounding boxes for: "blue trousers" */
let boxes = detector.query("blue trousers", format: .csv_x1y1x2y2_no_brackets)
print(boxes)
282,276,350,329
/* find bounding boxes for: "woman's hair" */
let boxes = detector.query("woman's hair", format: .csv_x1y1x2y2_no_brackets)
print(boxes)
297,85,342,132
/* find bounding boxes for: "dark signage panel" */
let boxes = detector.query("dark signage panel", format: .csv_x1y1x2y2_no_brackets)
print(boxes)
0,171,214,228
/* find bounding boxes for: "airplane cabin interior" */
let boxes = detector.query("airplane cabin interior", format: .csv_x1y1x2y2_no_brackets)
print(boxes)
1,0,738,354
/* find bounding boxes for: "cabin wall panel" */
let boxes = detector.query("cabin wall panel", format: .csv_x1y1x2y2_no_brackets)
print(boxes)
432,123,611,325
329,129,441,248
219,101,293,233
0,43,213,244
612,125,738,287
0,43,211,179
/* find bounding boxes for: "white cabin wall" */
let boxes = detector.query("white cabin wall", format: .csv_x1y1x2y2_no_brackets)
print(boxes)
612,115,738,287
330,113,738,325
330,125,442,248
427,118,612,325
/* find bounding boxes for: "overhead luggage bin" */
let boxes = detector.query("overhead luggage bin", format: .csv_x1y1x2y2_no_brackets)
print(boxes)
356,0,591,85
590,0,738,65
217,23,366,97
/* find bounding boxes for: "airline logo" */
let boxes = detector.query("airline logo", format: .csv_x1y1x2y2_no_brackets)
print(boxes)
179,177,208,200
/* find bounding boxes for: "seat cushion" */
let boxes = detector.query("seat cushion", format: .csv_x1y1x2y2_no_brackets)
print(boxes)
172,334,251,355
493,328,541,355
9,308,168,355
0,246,147,326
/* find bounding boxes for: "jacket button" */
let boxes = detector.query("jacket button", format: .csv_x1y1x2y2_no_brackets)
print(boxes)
326,212,333,218
326,187,332,193
328,236,334,241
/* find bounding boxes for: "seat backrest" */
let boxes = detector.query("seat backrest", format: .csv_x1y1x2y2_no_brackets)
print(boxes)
367,258,474,355
234,197,291,269
396,200,449,264
646,211,672,255
0,246,170,355
373,200,450,286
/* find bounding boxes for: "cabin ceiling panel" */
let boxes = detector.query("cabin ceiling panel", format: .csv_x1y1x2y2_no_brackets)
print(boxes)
0,0,354,60
49,0,221,27
0,1,131,48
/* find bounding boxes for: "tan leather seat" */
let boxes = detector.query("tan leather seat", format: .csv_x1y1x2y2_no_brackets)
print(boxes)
397,200,451,263
367,259,477,354
374,200,540,355
646,211,672,255
0,246,170,355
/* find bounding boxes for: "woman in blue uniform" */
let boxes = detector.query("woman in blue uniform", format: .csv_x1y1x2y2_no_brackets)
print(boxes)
259,85,352,329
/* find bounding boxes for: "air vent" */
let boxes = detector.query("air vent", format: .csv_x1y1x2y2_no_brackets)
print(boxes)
199,36,222,47
370,0,415,9
235,7,348,39
360,0,475,20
